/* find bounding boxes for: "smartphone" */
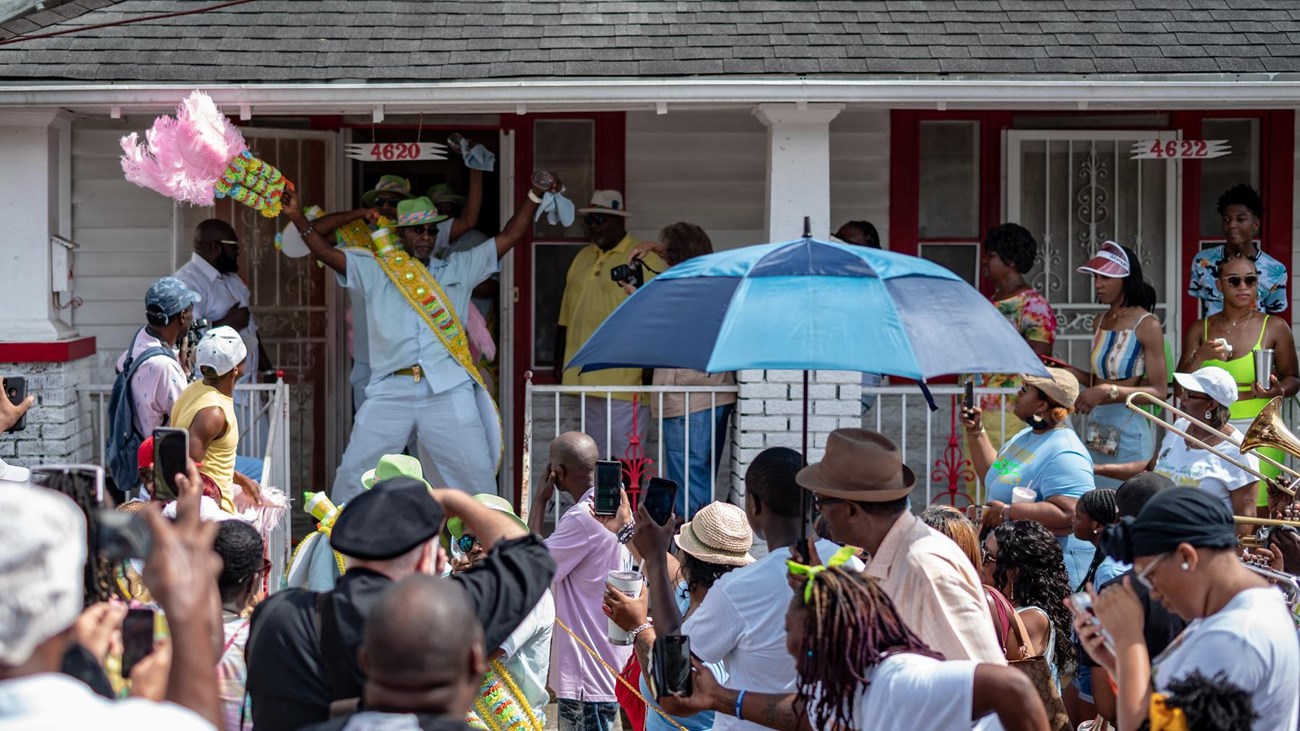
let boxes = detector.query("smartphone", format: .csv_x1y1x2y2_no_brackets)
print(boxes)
643,477,678,526
1069,591,1115,652
963,380,975,411
4,376,26,433
594,460,622,516
152,427,189,501
97,510,154,560
120,607,156,676
30,464,106,506
652,634,693,698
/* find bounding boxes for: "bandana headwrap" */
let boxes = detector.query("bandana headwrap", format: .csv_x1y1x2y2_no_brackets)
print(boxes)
1102,487,1237,563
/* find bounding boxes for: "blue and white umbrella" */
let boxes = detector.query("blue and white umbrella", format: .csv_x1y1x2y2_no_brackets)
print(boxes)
568,237,1049,386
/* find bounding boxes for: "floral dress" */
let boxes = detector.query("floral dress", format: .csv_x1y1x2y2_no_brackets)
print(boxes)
977,288,1058,412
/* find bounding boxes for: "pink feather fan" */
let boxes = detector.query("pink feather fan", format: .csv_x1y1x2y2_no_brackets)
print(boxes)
120,90,247,207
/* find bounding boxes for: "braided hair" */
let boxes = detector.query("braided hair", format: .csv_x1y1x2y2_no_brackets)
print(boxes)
213,520,265,606
1077,489,1119,591
790,567,941,730
36,470,115,605
990,521,1076,676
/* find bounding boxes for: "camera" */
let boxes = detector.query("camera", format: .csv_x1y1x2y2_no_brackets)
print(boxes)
611,259,644,290
186,318,210,353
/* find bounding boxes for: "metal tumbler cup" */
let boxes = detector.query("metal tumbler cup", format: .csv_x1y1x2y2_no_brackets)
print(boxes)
606,570,643,645
1255,348,1276,391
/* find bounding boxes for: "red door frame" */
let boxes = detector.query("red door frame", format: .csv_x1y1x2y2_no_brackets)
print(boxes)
891,109,1296,340
504,112,627,506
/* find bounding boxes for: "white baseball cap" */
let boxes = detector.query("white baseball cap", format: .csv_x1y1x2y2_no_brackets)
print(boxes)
196,325,248,376
578,189,630,217
1174,366,1239,408
0,485,87,665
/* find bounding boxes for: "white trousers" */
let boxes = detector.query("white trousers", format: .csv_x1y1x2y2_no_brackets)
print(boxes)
332,376,495,502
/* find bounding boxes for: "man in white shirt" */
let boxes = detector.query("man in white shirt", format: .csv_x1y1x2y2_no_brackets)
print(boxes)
0,474,223,729
652,447,859,731
115,277,198,438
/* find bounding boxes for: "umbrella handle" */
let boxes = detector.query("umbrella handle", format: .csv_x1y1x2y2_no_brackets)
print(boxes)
919,383,938,412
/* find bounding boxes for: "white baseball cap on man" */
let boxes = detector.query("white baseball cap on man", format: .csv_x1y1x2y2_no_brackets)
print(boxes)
196,325,248,377
0,485,87,666
578,190,630,217
1173,365,1239,408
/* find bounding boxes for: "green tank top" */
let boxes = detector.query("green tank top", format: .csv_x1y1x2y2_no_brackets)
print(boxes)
1203,315,1270,420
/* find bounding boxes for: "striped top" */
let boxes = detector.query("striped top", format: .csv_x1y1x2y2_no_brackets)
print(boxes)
1090,312,1153,381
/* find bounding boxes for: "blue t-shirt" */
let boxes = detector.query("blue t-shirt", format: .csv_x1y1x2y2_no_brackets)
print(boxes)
1094,556,1130,589
985,426,1095,504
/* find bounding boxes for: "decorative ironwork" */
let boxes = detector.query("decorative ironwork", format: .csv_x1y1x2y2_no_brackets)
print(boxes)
929,394,976,508
1075,144,1111,251
620,394,655,510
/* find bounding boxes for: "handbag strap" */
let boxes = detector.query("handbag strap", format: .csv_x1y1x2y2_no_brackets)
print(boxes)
1007,605,1039,657
983,586,1013,647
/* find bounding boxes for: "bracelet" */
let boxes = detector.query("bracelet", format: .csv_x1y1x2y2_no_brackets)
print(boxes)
629,621,653,641
297,224,315,238
528,189,544,204
965,427,985,437
734,690,747,719
616,522,635,544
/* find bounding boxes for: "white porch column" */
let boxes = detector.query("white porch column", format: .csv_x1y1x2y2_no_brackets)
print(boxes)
753,103,844,240
0,109,76,342
728,105,859,507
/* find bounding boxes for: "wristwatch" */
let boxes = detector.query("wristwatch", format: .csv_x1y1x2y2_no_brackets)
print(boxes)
528,189,545,204
1107,384,1119,401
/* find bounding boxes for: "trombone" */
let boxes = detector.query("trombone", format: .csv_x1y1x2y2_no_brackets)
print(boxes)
1123,393,1300,496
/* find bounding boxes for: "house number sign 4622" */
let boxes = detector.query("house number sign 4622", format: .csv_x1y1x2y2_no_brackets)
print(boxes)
1130,139,1230,160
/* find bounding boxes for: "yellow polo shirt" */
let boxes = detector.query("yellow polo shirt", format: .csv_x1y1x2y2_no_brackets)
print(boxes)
558,234,665,400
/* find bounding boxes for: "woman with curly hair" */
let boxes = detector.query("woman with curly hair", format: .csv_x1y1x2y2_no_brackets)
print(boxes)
1188,183,1287,315
981,520,1076,685
661,562,1048,731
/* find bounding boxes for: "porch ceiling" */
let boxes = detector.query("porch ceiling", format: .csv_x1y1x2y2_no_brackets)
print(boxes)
0,0,1297,91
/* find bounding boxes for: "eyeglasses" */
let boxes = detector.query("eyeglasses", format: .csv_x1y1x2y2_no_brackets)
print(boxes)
1134,552,1172,589
29,464,106,505
217,239,240,248
1222,274,1259,289
373,198,401,209
405,224,437,235
812,493,845,511
456,534,478,554
584,213,609,226
981,550,999,566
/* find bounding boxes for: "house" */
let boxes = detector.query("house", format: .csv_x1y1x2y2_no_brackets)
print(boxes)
0,0,1296,511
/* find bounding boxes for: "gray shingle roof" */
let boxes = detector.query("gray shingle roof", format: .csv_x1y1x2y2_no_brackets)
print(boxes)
0,0,1297,83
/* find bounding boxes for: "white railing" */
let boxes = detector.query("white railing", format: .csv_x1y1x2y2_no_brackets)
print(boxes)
522,380,740,523
81,380,294,587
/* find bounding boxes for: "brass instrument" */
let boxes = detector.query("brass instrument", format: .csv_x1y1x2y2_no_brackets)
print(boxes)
1123,392,1300,496
1240,550,1300,617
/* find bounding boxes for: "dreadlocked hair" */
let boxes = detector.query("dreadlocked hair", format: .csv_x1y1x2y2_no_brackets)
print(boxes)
990,521,1076,676
37,471,116,605
792,567,942,731
1135,670,1258,731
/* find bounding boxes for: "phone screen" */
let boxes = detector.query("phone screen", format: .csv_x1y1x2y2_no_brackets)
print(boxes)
963,380,974,410
594,460,622,516
120,608,156,676
4,376,26,433
643,477,678,525
153,427,190,501
654,634,693,698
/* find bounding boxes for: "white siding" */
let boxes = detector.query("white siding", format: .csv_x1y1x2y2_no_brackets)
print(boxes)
830,109,891,248
625,109,767,251
1293,109,1300,321
71,118,175,380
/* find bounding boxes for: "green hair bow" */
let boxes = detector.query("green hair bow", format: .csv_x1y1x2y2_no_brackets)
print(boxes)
786,545,860,604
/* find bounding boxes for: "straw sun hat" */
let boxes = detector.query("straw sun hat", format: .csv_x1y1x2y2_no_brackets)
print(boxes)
673,502,755,567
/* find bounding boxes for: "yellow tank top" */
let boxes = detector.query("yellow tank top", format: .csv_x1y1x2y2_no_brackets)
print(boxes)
1203,315,1270,420
170,382,238,511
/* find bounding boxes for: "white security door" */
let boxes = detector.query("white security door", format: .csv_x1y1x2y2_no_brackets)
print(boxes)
1005,131,1180,369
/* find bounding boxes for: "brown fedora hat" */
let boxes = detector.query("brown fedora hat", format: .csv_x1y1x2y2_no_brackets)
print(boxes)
796,428,916,502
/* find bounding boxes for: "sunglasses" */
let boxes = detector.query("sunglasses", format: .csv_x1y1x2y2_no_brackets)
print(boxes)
217,239,240,248
813,493,845,511
584,213,609,226
373,198,402,209
981,550,998,566
29,464,106,505
1134,551,1171,590
456,534,478,554
405,224,437,235
1221,274,1259,289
